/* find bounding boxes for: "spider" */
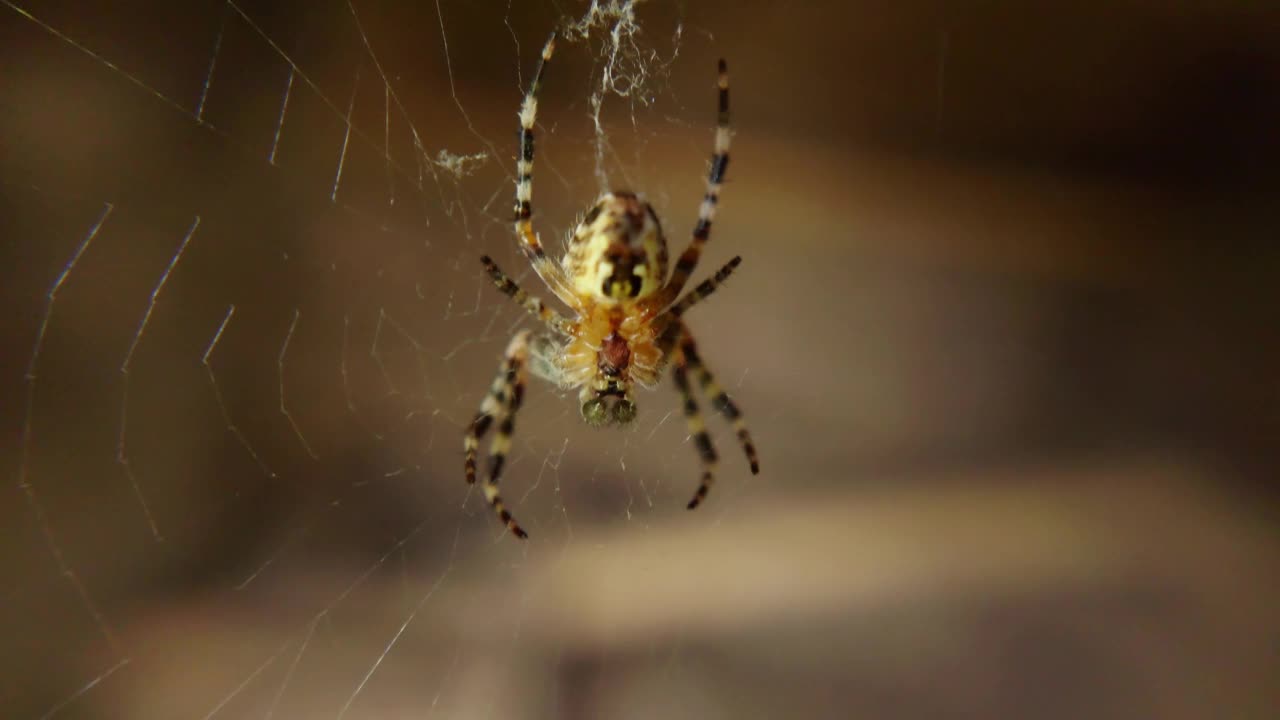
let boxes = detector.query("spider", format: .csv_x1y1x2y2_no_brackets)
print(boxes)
465,33,758,539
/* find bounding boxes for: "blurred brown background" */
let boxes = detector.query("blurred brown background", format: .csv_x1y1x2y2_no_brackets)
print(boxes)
1,1,1277,718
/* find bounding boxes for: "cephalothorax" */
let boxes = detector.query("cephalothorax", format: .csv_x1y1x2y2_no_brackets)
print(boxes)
465,33,758,538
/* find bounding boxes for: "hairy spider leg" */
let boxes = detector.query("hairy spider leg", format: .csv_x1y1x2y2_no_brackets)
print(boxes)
481,255,575,337
666,255,742,318
679,331,759,477
514,32,576,305
648,244,739,364
644,59,731,315
647,255,741,380
464,331,532,539
671,325,759,509
673,343,718,510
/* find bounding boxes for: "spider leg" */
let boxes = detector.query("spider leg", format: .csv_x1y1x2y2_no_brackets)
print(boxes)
514,32,576,304
464,331,531,539
481,255,575,336
644,59,731,315
666,255,742,318
678,328,759,504
673,341,718,510
650,255,741,368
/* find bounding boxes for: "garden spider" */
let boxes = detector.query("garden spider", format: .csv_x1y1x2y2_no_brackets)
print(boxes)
464,33,758,538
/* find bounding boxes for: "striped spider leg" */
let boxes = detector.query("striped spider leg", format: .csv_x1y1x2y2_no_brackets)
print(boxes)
649,58,757,508
513,32,576,305
463,330,533,539
466,256,577,537
464,32,574,538
638,58,733,317
662,311,760,509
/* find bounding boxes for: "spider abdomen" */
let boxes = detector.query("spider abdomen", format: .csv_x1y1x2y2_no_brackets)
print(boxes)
564,191,669,304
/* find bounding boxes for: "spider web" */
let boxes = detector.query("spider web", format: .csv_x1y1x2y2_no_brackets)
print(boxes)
0,1,753,716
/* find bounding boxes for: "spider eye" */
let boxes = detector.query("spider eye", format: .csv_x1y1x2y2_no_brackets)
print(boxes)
611,399,637,425
581,398,610,427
